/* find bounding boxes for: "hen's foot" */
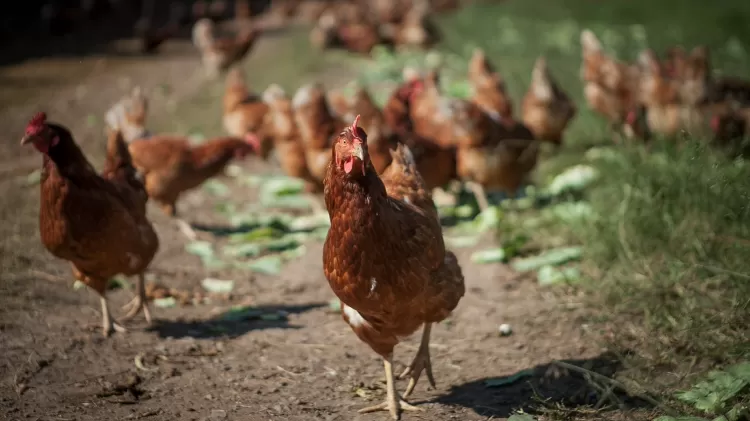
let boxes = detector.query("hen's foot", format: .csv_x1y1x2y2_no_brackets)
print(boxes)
175,218,197,241
398,323,436,398
120,274,152,325
358,395,422,420
360,355,424,420
101,297,127,337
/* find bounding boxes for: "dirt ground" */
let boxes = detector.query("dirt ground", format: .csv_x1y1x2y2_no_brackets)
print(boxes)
0,23,635,421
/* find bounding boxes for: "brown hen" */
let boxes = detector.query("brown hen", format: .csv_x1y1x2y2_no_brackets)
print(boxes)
522,57,577,145
23,113,159,336
192,18,259,78
323,116,464,419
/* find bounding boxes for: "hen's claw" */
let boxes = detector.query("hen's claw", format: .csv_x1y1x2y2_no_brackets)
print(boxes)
100,297,127,337
360,355,424,420
120,274,152,325
358,396,423,419
398,323,436,398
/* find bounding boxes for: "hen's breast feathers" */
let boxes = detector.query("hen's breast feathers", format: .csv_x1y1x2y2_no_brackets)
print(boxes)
323,172,462,332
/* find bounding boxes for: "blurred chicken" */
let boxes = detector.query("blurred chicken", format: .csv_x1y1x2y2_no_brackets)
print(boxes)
262,84,325,213
105,86,150,143
223,67,272,157
350,86,394,173
127,133,259,239
522,57,577,145
292,83,348,187
134,2,186,54
380,143,438,221
380,0,438,50
382,71,458,191
192,18,260,78
468,48,514,123
451,98,539,210
310,11,340,50
628,49,705,138
327,88,352,120
580,29,641,128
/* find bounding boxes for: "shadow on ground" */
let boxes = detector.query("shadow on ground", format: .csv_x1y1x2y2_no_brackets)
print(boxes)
435,351,653,418
148,302,325,339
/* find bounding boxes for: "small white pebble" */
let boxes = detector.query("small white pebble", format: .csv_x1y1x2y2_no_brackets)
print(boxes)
498,324,512,336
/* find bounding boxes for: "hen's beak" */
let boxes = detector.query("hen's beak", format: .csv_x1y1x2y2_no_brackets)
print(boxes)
20,135,32,146
352,142,364,161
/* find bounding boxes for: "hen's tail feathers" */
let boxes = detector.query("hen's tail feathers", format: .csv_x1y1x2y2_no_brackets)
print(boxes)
263,83,287,105
192,18,214,50
292,83,325,109
390,143,417,173
580,29,602,54
106,129,134,167
530,56,553,101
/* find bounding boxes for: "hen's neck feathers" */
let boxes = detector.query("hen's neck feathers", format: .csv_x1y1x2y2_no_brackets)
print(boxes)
44,123,97,179
324,157,387,217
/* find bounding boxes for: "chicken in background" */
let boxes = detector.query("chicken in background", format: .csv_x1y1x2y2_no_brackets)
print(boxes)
627,49,705,138
580,29,641,130
104,86,150,143
467,48,514,123
292,83,348,188
22,112,159,336
322,116,464,419
326,88,352,120
521,57,577,145
127,132,260,240
222,67,272,158
382,70,458,192
350,86,394,173
192,18,260,78
380,143,438,221
336,9,382,55
192,0,230,23
134,2,186,54
310,11,340,50
261,84,326,213
380,0,439,50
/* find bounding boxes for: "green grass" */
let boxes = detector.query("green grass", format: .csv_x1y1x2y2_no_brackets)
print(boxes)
356,0,750,418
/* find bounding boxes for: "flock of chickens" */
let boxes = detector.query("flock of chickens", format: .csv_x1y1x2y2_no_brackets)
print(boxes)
20,12,750,420
581,29,750,143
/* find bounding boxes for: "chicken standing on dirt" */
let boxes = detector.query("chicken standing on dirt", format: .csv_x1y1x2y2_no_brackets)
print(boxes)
127,133,259,239
323,116,465,419
22,112,159,337
192,18,259,77
223,67,272,157
105,86,150,143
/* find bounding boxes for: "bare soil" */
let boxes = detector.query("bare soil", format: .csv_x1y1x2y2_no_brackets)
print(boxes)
0,23,645,421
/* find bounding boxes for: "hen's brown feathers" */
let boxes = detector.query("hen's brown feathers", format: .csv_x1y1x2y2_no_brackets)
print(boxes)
323,124,464,357
36,122,158,295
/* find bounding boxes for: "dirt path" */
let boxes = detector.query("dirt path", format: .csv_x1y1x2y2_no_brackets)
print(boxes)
0,28,612,421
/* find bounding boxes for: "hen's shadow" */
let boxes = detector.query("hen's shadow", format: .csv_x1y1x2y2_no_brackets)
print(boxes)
435,351,653,418
148,302,325,339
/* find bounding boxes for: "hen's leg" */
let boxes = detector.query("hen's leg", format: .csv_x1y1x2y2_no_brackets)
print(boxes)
358,355,423,420
398,323,436,398
120,274,152,325
100,296,127,337
165,203,199,241
466,181,490,212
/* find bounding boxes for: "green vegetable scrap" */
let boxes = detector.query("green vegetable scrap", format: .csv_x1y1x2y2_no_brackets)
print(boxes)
484,369,534,387
511,247,583,272
547,165,599,196
536,265,581,286
200,278,235,293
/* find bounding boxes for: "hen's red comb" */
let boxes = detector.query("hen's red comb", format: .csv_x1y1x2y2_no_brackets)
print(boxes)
351,114,361,133
28,112,47,128
26,112,47,135
710,115,721,132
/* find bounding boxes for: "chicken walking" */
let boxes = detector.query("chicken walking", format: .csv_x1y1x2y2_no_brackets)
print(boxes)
322,115,465,419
